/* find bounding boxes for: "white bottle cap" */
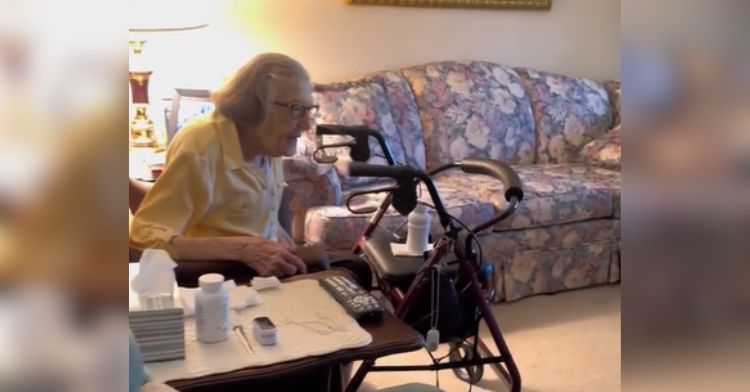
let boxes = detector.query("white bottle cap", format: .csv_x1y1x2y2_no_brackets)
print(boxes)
198,273,225,292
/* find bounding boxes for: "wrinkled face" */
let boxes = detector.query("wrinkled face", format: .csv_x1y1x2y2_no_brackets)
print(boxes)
257,76,315,157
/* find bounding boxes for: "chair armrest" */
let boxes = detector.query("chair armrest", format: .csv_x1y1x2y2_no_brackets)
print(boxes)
282,157,343,242
283,157,334,182
282,158,342,203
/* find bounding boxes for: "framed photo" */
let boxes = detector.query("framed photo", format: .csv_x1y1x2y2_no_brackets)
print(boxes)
164,88,214,143
347,0,551,10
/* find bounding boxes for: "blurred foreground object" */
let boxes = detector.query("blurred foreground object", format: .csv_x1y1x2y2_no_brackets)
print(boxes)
623,0,750,390
1,1,128,390
0,102,129,392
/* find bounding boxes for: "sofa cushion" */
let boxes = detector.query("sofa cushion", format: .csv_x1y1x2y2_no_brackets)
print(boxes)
516,68,614,164
367,71,427,169
503,164,619,229
579,125,621,170
401,61,536,169
305,164,620,249
304,179,497,251
431,164,620,231
310,72,426,190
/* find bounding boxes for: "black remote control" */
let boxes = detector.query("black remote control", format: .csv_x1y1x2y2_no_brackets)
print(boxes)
319,275,384,323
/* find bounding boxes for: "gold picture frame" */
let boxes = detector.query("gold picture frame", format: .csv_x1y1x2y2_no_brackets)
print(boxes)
347,0,551,10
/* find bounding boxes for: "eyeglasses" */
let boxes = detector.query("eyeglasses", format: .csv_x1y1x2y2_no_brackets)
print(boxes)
273,101,319,119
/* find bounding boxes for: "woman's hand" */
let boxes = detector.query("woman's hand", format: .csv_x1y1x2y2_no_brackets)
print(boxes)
168,235,307,277
232,236,307,277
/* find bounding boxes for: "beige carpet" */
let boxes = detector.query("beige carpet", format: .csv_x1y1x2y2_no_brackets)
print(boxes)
358,285,621,392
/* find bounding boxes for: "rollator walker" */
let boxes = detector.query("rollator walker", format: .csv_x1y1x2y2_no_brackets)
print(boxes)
314,125,524,392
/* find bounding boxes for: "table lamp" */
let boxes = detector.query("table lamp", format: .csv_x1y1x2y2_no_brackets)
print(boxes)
129,0,210,150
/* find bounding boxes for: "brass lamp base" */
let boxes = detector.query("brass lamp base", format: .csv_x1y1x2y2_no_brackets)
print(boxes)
129,65,162,150
130,105,162,150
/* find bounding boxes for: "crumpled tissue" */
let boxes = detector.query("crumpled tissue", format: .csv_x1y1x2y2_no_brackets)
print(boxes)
130,249,178,308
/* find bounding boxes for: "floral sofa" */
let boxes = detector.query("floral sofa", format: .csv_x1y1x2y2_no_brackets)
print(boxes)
284,60,621,302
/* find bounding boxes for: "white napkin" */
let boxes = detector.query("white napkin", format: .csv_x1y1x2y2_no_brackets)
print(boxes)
250,276,281,291
179,281,262,317
130,249,177,296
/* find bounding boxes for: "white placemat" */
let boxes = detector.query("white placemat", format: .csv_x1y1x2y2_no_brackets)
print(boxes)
147,279,372,382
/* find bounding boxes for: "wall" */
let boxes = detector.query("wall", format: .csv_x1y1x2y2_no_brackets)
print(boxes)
144,0,620,100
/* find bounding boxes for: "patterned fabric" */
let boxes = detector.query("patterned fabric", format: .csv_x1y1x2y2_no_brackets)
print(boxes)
604,80,622,128
480,219,620,255
282,157,343,207
516,68,613,164
311,74,426,189
295,123,319,158
282,156,338,183
281,61,625,303
303,164,620,250
479,220,620,302
282,157,343,243
430,164,620,231
401,61,536,169
499,240,617,302
499,164,620,229
579,125,621,170
304,180,497,251
365,71,427,169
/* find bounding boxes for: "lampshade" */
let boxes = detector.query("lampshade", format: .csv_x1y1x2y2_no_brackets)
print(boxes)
128,0,211,151
129,0,211,33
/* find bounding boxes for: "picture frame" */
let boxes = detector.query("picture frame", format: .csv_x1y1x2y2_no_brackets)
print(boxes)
347,0,551,10
164,88,214,143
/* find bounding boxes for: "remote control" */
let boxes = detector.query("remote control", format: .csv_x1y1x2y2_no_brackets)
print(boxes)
319,275,384,323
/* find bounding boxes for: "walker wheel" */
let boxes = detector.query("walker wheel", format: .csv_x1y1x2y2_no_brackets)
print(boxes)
449,341,484,384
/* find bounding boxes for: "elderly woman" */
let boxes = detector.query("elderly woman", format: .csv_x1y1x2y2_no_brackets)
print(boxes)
130,53,321,278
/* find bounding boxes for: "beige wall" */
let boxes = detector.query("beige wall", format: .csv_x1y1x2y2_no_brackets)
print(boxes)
146,0,620,99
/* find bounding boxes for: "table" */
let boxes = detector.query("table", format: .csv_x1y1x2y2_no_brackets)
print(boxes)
158,269,424,392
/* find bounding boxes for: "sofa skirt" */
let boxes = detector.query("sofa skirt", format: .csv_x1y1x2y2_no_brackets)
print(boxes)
480,219,621,302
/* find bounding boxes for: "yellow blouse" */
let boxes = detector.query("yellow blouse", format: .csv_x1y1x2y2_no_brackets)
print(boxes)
129,112,284,256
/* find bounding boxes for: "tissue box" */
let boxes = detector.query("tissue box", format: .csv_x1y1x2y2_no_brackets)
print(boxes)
129,263,186,362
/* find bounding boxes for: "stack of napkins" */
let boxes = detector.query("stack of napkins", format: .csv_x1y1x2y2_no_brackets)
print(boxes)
129,263,185,362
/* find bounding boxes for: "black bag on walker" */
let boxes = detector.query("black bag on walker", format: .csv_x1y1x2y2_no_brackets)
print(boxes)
402,269,478,342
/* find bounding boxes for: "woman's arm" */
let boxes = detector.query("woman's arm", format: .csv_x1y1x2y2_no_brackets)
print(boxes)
131,139,306,277
130,148,211,253
170,235,306,277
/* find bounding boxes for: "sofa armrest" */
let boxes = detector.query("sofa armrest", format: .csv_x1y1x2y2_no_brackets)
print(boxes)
282,157,343,242
603,80,621,128
578,125,621,170
283,157,343,205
